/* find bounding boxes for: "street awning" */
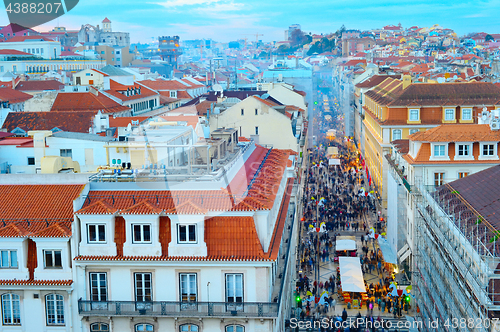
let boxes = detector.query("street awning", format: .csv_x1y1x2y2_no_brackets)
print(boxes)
336,236,356,251
339,257,366,293
377,237,398,264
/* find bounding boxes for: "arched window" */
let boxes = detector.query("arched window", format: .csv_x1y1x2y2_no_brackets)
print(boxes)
90,322,109,331
225,325,244,332
180,324,198,331
45,294,64,325
135,323,154,331
1,293,21,325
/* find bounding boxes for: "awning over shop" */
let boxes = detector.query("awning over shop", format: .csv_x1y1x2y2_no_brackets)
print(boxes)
339,257,366,293
377,237,398,264
336,236,357,251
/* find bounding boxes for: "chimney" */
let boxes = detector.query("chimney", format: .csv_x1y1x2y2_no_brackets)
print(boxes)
402,75,412,90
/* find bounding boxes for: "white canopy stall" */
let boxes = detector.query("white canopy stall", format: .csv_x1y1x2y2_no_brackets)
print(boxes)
339,257,366,293
335,236,357,252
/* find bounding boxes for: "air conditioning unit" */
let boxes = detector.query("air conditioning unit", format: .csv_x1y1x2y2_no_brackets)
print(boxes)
491,119,500,131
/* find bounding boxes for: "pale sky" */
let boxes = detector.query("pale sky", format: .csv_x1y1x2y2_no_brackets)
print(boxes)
1,0,499,43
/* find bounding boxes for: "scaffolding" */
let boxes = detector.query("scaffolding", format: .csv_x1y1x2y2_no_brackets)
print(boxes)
413,181,500,332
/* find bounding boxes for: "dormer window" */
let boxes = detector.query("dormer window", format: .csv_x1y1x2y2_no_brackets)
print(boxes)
0,250,18,268
178,224,196,243
132,224,151,243
461,108,472,121
433,144,446,157
458,144,470,156
483,144,495,156
88,224,106,243
409,109,419,121
444,108,455,121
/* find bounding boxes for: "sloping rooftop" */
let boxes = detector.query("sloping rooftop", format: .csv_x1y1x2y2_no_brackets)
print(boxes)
410,124,500,142
0,87,32,103
100,65,131,76
15,80,64,91
51,91,130,114
2,111,95,133
355,74,402,88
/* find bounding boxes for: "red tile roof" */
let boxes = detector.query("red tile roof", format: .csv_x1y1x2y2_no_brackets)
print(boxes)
268,178,293,259
0,49,32,55
6,35,54,42
0,221,73,238
51,91,130,114
15,80,64,91
138,79,189,91
0,87,32,103
121,200,163,214
76,200,118,215
0,279,73,286
355,75,401,88
74,255,271,262
108,116,148,128
410,124,500,142
0,184,84,220
2,111,95,133
102,17,111,23
105,80,158,102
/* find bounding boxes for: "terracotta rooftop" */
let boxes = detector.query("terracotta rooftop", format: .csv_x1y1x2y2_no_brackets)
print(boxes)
366,81,500,107
410,124,500,142
391,139,409,154
79,146,292,213
51,91,130,114
0,49,33,55
2,111,95,133
355,75,402,88
0,87,32,104
6,35,54,42
106,80,158,102
0,279,73,286
15,80,64,91
0,221,72,238
108,116,149,128
0,184,84,220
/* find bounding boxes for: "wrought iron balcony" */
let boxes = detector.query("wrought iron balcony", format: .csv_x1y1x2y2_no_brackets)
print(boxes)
78,300,279,318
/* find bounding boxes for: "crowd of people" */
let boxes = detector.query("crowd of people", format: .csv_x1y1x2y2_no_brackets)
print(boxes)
293,95,410,331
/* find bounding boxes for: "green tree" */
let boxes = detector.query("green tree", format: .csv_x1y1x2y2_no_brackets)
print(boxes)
485,34,494,42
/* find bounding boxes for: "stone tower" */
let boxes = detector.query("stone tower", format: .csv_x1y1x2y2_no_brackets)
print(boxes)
102,17,112,32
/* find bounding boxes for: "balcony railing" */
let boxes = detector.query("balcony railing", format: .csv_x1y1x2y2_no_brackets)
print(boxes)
78,300,279,318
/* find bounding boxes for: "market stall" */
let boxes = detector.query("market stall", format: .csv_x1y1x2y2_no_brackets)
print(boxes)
335,236,357,261
338,257,366,293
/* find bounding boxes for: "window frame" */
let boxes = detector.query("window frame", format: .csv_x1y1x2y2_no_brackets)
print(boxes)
409,129,419,135
392,129,402,141
225,325,245,332
179,273,197,302
481,143,495,156
255,108,258,115
135,323,154,331
134,273,152,302
1,293,21,325
89,272,107,302
27,157,35,165
457,144,471,156
177,224,197,244
0,250,18,268
240,109,244,116
45,294,64,325
90,322,109,332
225,273,243,303
87,224,106,244
44,250,62,269
434,172,445,187
409,109,419,121
255,126,259,135
433,144,446,157
444,108,455,121
132,224,152,244
180,324,199,332
461,108,472,121
458,172,469,179
59,149,72,158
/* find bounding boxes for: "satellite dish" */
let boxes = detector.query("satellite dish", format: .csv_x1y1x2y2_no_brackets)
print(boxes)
437,77,445,83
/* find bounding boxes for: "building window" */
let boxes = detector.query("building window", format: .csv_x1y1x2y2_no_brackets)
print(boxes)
88,224,106,243
241,109,244,116
0,250,18,268
458,172,469,179
180,273,197,302
27,156,35,165
134,273,152,302
178,224,196,243
482,144,495,156
255,126,259,135
433,144,446,157
226,274,243,303
180,324,199,332
462,108,472,120
89,273,107,301
255,109,258,115
392,129,402,140
458,144,470,156
409,129,419,135
135,324,154,331
90,323,109,332
44,250,62,268
444,108,455,121
60,149,72,158
1,293,21,325
434,172,445,186
101,51,105,54
226,325,244,332
409,109,419,121
132,224,151,243
45,294,64,325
